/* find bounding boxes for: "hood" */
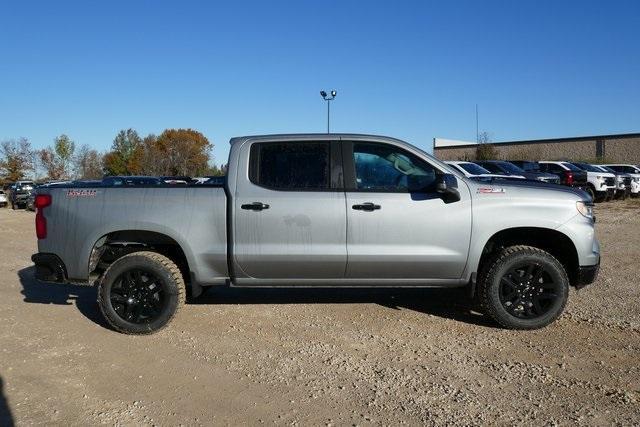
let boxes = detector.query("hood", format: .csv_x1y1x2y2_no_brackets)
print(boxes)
466,176,590,200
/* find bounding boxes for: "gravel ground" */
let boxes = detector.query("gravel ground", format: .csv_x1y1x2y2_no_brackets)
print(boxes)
0,201,639,425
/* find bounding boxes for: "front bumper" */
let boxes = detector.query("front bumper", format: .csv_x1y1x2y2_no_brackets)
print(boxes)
576,260,600,289
31,253,67,283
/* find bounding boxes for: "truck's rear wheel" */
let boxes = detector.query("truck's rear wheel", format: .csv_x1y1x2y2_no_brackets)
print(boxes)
479,245,569,329
97,251,185,334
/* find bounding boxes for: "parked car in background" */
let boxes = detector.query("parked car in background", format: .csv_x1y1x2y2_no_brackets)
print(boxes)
0,190,7,208
507,161,561,184
445,161,524,181
9,180,35,209
601,165,640,198
592,165,632,199
538,162,589,193
472,161,528,180
26,188,36,211
101,176,163,186
570,162,616,202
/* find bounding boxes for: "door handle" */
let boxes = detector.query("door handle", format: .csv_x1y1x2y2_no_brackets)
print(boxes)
241,202,270,211
352,202,381,212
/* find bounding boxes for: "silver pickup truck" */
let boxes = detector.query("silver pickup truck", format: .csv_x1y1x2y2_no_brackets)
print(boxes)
31,134,600,334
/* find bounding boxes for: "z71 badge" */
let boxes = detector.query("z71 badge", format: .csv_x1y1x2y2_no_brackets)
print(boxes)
477,187,506,194
66,189,98,198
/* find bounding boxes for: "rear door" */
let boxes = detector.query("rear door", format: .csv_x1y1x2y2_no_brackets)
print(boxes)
343,140,472,279
233,140,347,280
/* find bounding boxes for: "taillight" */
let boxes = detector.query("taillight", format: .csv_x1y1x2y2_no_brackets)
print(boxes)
564,171,574,185
35,194,51,209
35,194,52,239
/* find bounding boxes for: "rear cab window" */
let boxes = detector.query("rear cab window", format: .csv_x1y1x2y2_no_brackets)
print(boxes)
249,141,339,191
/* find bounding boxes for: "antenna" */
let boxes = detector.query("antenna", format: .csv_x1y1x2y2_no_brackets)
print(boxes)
476,104,479,143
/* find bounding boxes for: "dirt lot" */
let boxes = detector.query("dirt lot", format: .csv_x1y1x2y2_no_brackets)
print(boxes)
1,201,639,426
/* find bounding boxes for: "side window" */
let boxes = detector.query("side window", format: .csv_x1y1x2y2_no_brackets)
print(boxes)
482,163,501,174
250,142,331,190
352,143,436,192
547,164,562,174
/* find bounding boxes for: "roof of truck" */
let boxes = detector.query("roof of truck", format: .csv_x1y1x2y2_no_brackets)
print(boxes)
229,133,408,145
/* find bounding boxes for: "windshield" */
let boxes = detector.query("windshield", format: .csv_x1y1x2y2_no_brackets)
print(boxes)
573,162,601,172
459,162,491,175
598,166,616,173
520,162,540,172
561,162,583,172
497,162,526,174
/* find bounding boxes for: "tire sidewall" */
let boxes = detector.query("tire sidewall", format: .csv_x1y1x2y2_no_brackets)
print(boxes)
98,254,180,334
484,250,569,329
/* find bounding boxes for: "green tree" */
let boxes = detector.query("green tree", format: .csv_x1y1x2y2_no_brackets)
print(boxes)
0,138,33,182
103,129,143,175
39,134,77,179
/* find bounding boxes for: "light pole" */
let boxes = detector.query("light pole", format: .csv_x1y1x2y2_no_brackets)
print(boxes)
320,90,337,133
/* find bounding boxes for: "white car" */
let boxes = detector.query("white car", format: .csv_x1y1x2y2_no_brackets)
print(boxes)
570,162,617,202
446,161,525,181
600,164,640,198
0,190,7,208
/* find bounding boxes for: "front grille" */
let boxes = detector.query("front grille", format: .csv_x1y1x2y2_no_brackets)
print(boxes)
605,177,615,186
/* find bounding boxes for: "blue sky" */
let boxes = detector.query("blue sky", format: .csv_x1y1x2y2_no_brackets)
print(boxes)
1,0,638,165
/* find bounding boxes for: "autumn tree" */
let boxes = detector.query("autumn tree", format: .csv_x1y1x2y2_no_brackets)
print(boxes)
74,144,104,179
475,131,499,160
146,129,212,176
39,134,76,179
103,129,143,176
0,138,34,182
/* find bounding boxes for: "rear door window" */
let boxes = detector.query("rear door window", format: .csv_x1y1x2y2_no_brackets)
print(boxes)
250,142,332,190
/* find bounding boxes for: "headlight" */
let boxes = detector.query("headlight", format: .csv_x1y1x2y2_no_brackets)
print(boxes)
596,175,603,180
576,201,594,219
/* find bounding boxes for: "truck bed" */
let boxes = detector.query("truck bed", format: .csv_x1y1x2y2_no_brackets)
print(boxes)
37,186,228,284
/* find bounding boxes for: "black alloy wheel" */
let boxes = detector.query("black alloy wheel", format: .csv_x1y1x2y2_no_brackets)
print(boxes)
109,269,165,324
498,262,560,319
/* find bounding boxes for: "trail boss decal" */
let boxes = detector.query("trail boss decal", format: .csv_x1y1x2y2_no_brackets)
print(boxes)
477,187,506,194
66,189,98,198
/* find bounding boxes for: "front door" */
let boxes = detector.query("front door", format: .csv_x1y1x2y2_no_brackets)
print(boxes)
233,140,347,280
344,141,472,279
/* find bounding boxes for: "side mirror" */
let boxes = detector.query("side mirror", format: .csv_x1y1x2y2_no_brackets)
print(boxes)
435,173,461,203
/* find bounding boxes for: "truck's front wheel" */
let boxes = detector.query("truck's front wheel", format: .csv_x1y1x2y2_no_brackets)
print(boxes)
479,245,569,329
97,251,185,334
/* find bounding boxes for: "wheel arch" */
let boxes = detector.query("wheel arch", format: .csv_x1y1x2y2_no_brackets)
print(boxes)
477,227,580,287
88,229,201,297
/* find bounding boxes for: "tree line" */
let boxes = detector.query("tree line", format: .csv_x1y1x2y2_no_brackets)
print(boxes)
0,128,225,184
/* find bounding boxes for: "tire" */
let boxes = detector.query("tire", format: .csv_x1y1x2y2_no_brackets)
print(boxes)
478,245,569,330
97,251,185,334
585,186,596,202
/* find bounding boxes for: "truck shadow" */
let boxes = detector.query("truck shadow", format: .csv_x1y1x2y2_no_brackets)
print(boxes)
195,286,495,328
17,266,494,329
0,377,14,427
17,267,108,328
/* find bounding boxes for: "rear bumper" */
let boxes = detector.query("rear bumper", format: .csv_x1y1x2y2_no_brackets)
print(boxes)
31,253,67,283
576,261,600,289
